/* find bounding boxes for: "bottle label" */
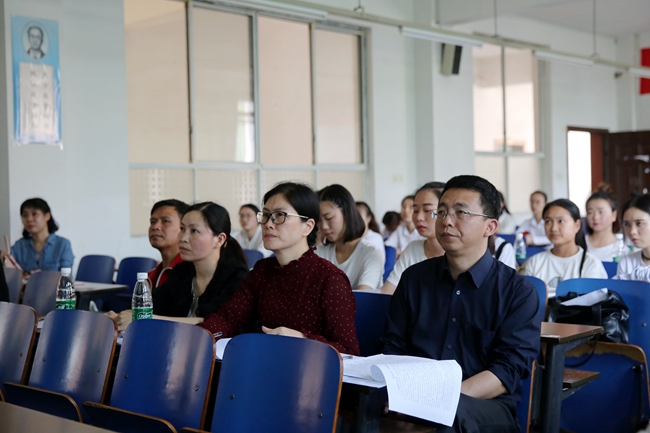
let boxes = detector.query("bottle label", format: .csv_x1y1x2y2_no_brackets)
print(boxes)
516,253,526,259
132,307,153,321
612,256,621,263
56,299,76,310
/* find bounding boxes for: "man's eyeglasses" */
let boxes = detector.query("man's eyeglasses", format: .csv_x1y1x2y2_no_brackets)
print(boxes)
256,211,309,225
430,209,493,221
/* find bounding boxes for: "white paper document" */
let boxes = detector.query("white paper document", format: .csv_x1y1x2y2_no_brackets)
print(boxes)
343,354,462,426
561,288,608,307
215,338,231,360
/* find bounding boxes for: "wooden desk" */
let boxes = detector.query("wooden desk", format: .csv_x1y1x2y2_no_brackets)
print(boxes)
0,401,114,432
539,322,603,433
74,282,128,310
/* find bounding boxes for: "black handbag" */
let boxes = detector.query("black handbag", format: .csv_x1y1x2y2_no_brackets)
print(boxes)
547,290,630,344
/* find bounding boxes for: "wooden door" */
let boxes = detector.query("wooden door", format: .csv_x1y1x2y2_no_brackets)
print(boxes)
603,130,650,204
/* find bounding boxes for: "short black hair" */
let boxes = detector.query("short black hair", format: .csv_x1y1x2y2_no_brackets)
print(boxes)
263,182,320,247
20,198,58,238
319,184,366,244
441,175,500,219
622,194,650,221
497,191,510,217
382,211,400,228
240,203,260,214
531,190,548,203
151,199,189,219
27,26,43,38
416,182,443,200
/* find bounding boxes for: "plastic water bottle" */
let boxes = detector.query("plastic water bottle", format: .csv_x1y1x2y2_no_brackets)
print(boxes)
56,267,76,310
514,233,527,260
612,233,627,263
132,273,153,321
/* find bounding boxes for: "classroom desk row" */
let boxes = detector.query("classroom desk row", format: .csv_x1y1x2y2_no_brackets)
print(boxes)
342,322,603,433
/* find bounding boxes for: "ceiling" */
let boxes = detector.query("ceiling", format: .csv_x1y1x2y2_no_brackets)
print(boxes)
437,0,650,38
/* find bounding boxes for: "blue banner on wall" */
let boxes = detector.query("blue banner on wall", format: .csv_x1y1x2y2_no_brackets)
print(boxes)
11,15,61,146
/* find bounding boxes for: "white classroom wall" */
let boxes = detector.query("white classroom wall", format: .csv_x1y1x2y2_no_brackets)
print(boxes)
0,0,643,268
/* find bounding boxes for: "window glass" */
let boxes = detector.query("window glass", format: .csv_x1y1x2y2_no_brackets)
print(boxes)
193,8,254,162
129,169,194,235
504,48,538,153
314,30,361,164
475,155,506,192
197,170,258,230
258,16,313,165
473,44,504,152
260,170,315,194
125,0,189,164
318,171,364,200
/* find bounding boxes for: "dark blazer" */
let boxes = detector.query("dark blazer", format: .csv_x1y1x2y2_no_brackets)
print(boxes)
0,266,9,302
153,257,248,318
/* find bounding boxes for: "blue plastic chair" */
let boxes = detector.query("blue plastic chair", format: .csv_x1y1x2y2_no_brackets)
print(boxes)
102,257,157,313
499,234,516,245
207,334,342,433
517,246,547,266
3,267,23,304
84,319,215,433
3,309,117,422
523,275,547,308
242,249,264,269
354,291,392,357
76,255,116,284
384,246,397,283
22,270,61,317
0,302,37,399
601,261,618,279
561,342,650,433
556,278,650,351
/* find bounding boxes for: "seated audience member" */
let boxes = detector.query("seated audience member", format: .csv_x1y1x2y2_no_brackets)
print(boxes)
516,191,550,246
617,194,650,280
381,182,444,295
381,211,400,240
520,199,607,296
489,234,516,270
381,175,541,432
148,199,188,289
356,201,385,256
109,202,248,330
316,185,384,290
496,191,517,234
385,195,425,257
232,203,272,258
200,182,360,356
584,186,620,262
3,198,74,275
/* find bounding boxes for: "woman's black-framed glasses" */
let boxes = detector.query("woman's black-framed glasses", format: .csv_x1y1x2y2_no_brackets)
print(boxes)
256,211,309,225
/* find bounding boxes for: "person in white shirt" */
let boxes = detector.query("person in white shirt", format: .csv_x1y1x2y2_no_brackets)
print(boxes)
232,204,272,258
496,191,517,234
356,201,385,259
381,182,445,294
316,184,384,290
520,199,607,297
385,195,425,257
380,211,400,240
617,194,650,278
516,190,551,246
584,187,620,262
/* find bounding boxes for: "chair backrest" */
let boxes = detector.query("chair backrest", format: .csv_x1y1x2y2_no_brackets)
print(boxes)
4,267,23,303
556,278,650,350
242,249,263,269
516,361,536,433
76,255,116,284
29,309,117,419
601,261,618,279
213,334,342,433
383,246,397,283
354,291,392,357
526,246,546,258
111,319,214,431
562,342,650,432
115,257,157,294
0,302,37,393
22,270,61,317
523,275,547,308
499,234,516,245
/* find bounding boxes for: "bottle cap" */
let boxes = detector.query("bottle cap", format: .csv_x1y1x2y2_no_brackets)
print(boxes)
61,267,72,275
137,272,149,280
515,233,523,239
615,233,624,240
